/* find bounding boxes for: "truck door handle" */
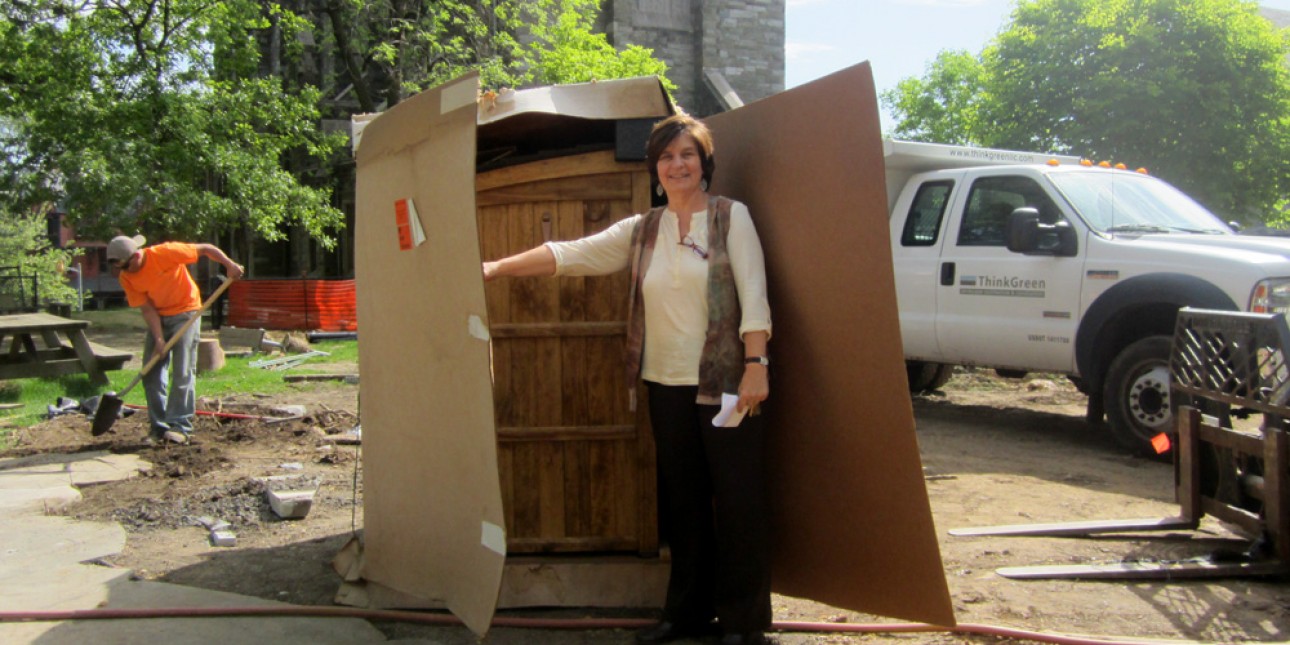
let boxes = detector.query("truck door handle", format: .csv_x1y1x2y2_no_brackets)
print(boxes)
940,262,955,286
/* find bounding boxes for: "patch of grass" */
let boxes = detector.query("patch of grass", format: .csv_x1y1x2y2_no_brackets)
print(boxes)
71,308,150,331
301,339,358,366
0,339,359,447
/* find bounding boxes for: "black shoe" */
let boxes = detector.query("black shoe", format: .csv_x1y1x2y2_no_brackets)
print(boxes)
720,632,767,645
635,621,717,644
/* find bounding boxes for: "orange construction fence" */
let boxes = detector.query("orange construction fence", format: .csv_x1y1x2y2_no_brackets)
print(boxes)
226,278,357,332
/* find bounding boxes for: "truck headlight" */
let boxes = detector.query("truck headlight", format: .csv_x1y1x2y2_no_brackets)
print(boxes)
1250,278,1290,314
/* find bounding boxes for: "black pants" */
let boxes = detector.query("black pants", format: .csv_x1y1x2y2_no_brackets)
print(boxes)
646,382,772,633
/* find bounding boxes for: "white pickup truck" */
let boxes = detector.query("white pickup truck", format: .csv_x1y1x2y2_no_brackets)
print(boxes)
886,139,1290,455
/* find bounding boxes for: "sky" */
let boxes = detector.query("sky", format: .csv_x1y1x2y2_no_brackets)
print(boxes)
786,0,1290,130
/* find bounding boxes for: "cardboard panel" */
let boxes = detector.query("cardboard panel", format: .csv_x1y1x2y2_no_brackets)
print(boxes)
705,63,955,626
354,73,507,636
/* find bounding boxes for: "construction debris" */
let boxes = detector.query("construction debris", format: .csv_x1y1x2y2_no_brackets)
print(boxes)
196,516,238,547
253,473,321,520
267,488,315,520
210,529,238,547
283,373,359,384
330,425,362,445
249,350,330,371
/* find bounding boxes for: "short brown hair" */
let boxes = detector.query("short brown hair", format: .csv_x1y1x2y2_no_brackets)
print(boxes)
646,113,716,188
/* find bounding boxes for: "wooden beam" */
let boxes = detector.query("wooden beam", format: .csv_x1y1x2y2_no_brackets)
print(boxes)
476,150,637,192
490,322,625,338
497,425,636,442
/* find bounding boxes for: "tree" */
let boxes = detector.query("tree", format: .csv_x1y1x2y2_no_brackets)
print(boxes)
0,0,346,247
0,0,674,279
883,0,1290,223
321,0,674,113
0,204,78,308
527,0,674,91
881,50,988,145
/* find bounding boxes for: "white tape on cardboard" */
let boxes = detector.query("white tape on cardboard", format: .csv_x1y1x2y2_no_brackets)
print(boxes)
481,521,506,555
468,315,490,342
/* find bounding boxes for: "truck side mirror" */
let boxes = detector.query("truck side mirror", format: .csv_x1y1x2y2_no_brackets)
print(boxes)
1006,207,1077,257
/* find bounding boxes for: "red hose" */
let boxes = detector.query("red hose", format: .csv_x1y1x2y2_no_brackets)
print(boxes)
123,403,276,421
0,606,1218,644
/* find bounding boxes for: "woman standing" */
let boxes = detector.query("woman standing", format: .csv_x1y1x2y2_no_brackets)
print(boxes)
483,113,773,645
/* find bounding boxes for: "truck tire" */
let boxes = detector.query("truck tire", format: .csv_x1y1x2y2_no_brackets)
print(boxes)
907,361,955,392
1103,336,1173,456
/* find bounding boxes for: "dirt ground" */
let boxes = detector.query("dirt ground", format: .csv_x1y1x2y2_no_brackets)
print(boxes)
4,331,1288,644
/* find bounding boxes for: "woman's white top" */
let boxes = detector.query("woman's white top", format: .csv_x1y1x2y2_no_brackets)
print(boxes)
545,202,772,385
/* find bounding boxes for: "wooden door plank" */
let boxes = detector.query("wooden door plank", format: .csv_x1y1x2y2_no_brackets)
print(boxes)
534,337,563,427
589,441,615,537
510,443,543,539
478,204,512,323
584,200,630,323
537,443,566,539
562,336,590,427
563,442,592,538
498,444,516,538
508,203,559,324
557,200,590,428
557,199,587,322
614,440,639,538
586,336,626,425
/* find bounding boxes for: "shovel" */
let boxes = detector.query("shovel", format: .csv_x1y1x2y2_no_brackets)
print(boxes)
91,276,236,436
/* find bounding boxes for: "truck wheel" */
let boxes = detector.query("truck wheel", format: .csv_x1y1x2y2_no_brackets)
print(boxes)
1103,336,1173,456
907,361,955,392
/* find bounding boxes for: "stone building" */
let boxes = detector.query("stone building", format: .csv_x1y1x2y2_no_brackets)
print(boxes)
599,0,786,116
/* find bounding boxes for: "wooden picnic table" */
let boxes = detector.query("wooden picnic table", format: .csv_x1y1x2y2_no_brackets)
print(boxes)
0,313,132,387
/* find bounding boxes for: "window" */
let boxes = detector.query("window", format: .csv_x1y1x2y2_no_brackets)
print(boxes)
900,181,953,247
958,175,1062,246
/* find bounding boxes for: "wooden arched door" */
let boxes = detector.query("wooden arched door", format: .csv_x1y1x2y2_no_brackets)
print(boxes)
477,150,658,555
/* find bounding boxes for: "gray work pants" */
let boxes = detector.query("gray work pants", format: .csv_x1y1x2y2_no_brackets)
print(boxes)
142,311,200,436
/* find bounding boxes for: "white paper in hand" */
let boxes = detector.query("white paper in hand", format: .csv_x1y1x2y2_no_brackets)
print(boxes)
712,393,747,427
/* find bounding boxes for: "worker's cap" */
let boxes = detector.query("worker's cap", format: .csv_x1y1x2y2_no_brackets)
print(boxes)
105,235,146,262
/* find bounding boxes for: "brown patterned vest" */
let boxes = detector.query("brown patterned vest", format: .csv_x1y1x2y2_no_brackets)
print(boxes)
625,196,745,408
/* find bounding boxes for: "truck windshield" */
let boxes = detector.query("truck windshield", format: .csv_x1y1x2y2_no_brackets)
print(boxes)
1049,171,1230,235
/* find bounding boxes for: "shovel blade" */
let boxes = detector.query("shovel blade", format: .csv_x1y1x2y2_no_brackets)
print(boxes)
91,393,125,436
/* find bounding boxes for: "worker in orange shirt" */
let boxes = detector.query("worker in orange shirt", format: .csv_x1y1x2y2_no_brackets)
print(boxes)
107,235,244,444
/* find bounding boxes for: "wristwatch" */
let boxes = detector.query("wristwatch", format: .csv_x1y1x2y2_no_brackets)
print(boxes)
744,356,770,366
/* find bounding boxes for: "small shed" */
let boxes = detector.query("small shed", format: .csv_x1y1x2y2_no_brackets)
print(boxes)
346,67,954,636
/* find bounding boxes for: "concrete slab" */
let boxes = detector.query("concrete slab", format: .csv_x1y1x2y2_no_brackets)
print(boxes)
0,579,389,644
0,451,388,644
0,452,150,513
0,515,126,569
0,452,150,486
0,484,80,513
0,562,129,612
1,450,112,471
0,470,73,491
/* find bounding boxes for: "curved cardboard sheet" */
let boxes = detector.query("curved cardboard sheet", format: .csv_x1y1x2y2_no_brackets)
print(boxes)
705,63,955,626
354,72,507,636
